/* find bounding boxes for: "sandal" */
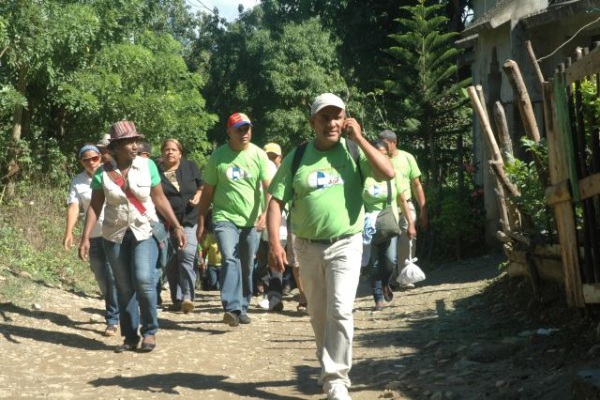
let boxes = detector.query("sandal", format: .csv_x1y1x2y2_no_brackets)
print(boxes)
296,303,307,313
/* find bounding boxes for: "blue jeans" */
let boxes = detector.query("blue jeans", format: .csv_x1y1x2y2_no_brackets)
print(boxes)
103,230,159,343
370,236,398,303
89,237,119,326
166,226,198,302
214,221,259,313
207,265,221,290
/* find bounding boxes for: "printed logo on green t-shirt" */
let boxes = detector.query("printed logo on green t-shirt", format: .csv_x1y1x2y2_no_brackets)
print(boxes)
226,165,252,181
307,170,344,189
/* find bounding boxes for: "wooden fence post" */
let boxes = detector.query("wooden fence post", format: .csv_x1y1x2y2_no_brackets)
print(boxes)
542,79,584,307
503,59,549,186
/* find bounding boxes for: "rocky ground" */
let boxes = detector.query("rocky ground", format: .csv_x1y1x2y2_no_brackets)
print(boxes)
1,254,598,399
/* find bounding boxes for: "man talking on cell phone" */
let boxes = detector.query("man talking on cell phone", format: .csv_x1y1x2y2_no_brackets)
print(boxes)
266,93,394,400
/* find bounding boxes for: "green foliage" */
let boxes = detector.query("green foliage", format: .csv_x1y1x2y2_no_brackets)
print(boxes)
200,16,349,151
504,137,554,236
57,32,217,155
0,1,215,187
428,184,485,259
0,183,99,302
0,85,27,119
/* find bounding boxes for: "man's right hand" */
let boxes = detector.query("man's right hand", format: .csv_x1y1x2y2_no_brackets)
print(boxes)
268,243,288,273
196,224,205,244
78,239,90,261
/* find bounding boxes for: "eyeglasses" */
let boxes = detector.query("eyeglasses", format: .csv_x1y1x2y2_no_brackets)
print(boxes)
81,155,101,163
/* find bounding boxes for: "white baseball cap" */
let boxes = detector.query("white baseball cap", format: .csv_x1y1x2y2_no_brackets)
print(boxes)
310,93,345,116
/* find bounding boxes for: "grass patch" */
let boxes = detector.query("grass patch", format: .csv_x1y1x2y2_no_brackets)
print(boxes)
0,182,98,304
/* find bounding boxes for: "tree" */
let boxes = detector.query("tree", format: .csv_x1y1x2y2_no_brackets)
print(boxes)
0,1,101,194
0,0,215,194
383,0,476,260
384,0,470,183
199,14,349,151
56,31,217,161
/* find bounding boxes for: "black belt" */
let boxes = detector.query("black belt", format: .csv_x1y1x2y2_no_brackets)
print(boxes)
298,234,354,245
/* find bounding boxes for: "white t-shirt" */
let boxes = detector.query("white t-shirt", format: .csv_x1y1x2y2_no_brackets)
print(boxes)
261,159,287,243
67,171,103,238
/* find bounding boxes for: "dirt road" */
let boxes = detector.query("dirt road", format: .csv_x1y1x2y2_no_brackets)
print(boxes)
0,254,594,399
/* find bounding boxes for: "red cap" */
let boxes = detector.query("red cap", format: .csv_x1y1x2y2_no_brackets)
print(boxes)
227,112,252,128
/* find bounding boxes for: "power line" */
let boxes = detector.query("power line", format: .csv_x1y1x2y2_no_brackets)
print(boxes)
186,0,217,16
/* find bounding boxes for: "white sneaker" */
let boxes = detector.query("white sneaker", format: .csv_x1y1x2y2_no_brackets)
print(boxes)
268,296,284,312
325,383,351,400
257,295,269,310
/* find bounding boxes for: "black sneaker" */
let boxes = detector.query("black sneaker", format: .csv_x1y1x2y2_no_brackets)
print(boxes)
167,301,182,312
238,313,252,324
383,285,394,303
223,311,239,326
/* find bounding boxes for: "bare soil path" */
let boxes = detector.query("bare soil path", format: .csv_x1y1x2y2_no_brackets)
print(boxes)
0,254,595,399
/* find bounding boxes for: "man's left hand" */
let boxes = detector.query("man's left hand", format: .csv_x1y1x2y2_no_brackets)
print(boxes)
343,118,363,142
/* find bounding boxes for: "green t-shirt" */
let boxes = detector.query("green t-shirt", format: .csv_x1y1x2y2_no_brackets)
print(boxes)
203,142,270,227
390,150,421,199
269,138,371,240
362,176,401,213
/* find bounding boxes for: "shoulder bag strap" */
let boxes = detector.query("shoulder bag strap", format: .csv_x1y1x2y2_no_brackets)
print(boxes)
386,179,392,206
103,163,147,215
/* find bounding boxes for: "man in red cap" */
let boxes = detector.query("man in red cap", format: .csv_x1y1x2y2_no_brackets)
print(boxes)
196,112,271,326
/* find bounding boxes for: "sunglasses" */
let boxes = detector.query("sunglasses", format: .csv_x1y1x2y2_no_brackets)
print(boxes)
81,155,101,163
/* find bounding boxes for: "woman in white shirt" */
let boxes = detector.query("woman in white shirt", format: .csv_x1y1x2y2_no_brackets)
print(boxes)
64,144,119,337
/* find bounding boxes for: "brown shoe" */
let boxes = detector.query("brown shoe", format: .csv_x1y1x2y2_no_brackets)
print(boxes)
103,325,118,337
140,335,156,352
182,299,195,314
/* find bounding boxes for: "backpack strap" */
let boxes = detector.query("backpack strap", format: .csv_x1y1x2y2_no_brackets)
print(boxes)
290,141,308,180
289,141,308,205
345,139,362,183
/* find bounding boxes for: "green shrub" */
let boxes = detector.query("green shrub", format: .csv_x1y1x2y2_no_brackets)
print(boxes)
504,137,555,239
0,180,98,303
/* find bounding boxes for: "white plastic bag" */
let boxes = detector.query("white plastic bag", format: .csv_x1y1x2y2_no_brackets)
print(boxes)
397,241,425,285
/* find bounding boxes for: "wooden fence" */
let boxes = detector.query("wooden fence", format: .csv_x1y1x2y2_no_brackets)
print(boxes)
468,42,600,308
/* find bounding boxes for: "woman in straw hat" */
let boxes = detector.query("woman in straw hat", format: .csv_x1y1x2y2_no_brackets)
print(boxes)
79,120,186,353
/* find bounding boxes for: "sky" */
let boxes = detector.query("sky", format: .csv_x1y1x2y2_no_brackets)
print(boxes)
185,0,260,21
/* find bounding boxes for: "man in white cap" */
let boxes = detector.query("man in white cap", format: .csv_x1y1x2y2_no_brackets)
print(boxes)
266,93,394,400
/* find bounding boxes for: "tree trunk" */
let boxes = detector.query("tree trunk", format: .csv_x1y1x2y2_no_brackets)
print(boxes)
4,65,27,199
